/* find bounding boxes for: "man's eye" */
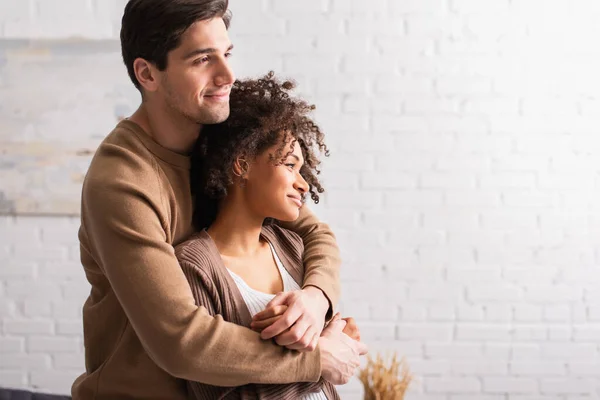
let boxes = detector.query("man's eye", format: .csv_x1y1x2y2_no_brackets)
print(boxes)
194,56,210,65
225,52,233,58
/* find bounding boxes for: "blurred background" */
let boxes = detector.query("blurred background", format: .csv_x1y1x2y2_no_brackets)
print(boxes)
2,0,600,398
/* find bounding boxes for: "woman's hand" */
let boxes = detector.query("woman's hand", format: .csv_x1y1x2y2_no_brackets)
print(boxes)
330,312,361,341
251,287,329,352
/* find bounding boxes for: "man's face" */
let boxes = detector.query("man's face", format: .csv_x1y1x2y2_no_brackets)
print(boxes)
158,17,235,125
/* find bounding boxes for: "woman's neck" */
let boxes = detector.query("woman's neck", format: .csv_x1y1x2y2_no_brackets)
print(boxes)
207,196,265,258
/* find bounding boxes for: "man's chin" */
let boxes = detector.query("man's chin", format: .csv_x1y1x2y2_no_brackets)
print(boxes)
196,106,230,125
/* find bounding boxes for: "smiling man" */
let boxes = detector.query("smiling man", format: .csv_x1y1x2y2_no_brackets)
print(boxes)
71,1,366,399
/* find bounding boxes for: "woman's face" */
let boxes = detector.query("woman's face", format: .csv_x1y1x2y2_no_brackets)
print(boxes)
243,139,309,222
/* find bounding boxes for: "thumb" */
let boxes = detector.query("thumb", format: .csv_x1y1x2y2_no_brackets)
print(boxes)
322,318,346,337
354,340,369,356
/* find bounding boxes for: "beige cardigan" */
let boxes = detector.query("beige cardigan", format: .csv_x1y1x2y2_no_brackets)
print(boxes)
176,224,340,400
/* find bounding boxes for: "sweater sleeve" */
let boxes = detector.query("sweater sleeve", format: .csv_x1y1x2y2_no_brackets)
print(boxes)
81,164,321,386
277,206,341,321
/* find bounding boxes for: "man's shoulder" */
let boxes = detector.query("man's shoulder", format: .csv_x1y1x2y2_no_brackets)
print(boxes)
85,121,158,185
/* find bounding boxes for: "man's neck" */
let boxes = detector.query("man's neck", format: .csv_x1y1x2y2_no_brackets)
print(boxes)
128,103,201,155
207,196,266,258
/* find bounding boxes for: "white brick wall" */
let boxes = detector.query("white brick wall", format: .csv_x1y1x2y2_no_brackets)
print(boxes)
2,0,600,399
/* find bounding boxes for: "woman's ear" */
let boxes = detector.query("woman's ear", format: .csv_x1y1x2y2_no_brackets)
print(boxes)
232,157,250,179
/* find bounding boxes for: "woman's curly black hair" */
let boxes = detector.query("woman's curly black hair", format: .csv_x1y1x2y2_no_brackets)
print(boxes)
191,71,329,230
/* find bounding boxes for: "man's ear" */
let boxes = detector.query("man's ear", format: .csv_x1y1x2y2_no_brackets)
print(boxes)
133,57,160,93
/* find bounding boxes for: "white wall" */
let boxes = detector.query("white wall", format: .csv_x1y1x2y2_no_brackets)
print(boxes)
2,0,600,399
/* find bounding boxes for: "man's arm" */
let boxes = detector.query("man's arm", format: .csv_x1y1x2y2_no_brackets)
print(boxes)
278,205,341,320
81,175,321,386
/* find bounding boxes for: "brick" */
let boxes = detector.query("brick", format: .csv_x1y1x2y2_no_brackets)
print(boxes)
30,370,83,393
0,263,36,278
428,305,455,321
540,378,596,394
543,305,571,322
456,324,511,341
391,0,447,14
0,337,24,353
467,285,522,302
409,284,463,302
573,326,600,342
361,172,416,189
480,211,537,229
6,282,61,301
548,326,571,342
57,320,83,336
425,343,483,358
457,305,484,322
452,360,508,375
541,344,597,361
513,325,548,341
53,353,85,369
38,262,84,279
0,371,26,388
396,324,453,341
483,377,538,394
420,247,476,267
407,359,450,375
422,211,478,230
23,300,52,318
510,362,566,376
4,320,54,335
28,336,79,353
426,377,481,393
514,305,543,322
0,354,51,370
385,192,444,206
420,173,476,189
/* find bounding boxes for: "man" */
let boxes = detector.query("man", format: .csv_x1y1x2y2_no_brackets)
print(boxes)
71,0,367,399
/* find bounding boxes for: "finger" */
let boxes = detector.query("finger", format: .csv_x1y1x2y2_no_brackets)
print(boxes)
283,326,316,351
342,317,360,341
275,317,311,347
331,312,341,321
250,314,282,331
252,305,288,323
293,330,320,353
261,303,303,339
263,292,292,310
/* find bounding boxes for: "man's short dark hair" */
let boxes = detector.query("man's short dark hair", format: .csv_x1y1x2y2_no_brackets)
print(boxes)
120,0,231,91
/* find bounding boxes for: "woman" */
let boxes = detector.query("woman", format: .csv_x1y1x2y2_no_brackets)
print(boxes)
175,72,360,399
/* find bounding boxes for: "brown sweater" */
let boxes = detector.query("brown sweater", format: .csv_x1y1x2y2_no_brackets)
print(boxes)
176,225,340,400
71,120,341,400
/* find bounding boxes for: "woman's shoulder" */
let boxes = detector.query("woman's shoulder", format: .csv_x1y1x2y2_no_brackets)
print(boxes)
174,230,220,272
262,224,303,249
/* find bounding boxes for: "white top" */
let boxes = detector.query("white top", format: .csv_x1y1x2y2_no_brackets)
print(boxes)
226,242,328,400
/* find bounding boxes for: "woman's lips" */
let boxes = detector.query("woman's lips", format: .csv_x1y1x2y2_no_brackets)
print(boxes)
288,195,302,208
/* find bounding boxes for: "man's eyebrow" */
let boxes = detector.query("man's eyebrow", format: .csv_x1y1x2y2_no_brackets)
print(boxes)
183,44,234,60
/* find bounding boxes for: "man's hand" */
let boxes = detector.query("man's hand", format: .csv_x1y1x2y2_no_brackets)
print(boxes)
319,316,368,385
251,286,329,352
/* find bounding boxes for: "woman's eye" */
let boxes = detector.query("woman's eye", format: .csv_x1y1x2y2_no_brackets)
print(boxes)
285,163,296,169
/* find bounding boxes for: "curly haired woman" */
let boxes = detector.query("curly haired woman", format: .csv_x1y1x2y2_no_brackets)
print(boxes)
175,72,364,399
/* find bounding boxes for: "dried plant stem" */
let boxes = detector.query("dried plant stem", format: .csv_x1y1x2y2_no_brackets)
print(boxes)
359,353,412,400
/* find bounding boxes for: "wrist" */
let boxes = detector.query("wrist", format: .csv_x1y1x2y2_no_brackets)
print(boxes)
303,285,328,311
